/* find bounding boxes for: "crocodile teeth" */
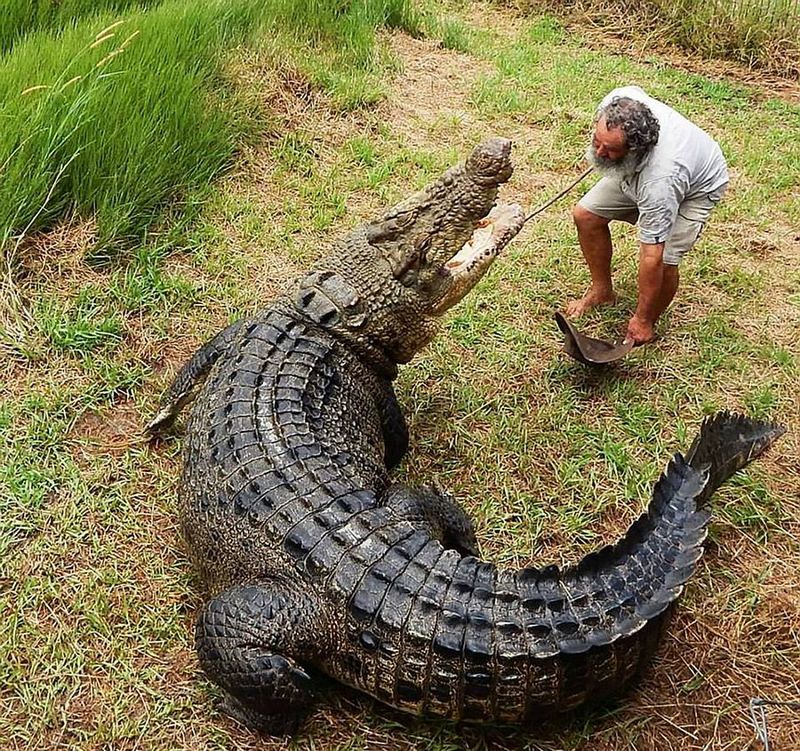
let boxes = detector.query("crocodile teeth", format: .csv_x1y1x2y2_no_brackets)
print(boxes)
445,202,525,271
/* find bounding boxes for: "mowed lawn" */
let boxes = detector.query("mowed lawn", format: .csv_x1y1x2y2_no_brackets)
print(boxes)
1,3,798,750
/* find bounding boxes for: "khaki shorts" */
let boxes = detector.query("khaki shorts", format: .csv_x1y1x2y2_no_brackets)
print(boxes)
578,179,728,265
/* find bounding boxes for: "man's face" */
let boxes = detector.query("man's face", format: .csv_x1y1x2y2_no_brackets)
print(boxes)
585,115,641,179
592,117,627,161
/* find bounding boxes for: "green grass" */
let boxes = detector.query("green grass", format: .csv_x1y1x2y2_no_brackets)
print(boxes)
1,1,799,749
432,15,474,52
257,0,423,110
33,291,124,353
0,0,155,53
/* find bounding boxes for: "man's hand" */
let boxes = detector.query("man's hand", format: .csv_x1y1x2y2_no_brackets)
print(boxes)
625,314,656,346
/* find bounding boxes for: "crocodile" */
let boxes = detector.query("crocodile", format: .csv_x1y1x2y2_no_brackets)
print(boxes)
148,137,784,732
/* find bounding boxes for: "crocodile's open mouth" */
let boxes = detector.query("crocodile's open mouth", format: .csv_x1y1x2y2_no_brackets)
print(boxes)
431,202,525,314
444,202,526,273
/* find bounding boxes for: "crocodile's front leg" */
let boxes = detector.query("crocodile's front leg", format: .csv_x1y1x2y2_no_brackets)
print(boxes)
383,484,480,557
196,581,329,735
146,319,248,435
378,382,408,471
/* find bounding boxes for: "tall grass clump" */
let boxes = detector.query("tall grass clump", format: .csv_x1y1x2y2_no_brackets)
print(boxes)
651,0,800,74
513,0,800,75
0,0,263,247
0,0,429,350
0,0,156,54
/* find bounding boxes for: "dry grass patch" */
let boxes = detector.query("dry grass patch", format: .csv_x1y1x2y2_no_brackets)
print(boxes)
378,32,494,147
518,0,800,100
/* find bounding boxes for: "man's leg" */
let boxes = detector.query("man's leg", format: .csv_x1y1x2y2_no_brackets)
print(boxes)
630,187,725,342
566,177,638,318
626,251,678,345
566,205,617,317
653,187,725,325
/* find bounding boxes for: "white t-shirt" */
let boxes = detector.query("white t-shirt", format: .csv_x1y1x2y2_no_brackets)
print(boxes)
601,86,729,244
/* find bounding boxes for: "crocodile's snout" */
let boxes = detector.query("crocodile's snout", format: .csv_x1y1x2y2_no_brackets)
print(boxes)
465,137,513,185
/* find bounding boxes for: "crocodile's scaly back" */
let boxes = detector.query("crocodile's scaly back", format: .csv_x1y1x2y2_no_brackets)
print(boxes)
150,139,784,733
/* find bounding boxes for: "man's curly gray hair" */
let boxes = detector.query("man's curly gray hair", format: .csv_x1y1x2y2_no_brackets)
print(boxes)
598,96,660,154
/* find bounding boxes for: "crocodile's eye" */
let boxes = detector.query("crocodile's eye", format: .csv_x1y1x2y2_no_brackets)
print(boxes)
415,235,432,262
394,210,417,230
366,209,418,244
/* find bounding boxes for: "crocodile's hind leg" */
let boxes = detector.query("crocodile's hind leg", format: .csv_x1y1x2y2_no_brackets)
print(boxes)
383,484,480,557
146,319,246,435
196,582,327,735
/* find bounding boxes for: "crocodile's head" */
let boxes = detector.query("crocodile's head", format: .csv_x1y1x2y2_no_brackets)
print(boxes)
294,138,525,369
365,137,523,317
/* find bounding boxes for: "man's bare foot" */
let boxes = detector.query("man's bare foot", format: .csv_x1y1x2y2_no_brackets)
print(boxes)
565,289,616,318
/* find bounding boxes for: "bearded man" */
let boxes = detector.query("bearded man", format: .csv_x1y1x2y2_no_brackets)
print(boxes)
567,86,729,345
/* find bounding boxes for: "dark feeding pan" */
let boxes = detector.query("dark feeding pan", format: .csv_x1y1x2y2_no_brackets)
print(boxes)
554,311,634,365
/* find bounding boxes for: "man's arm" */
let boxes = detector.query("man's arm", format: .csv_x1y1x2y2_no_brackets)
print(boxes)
626,241,665,345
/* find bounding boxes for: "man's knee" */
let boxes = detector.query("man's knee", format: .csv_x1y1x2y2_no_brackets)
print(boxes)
573,204,610,232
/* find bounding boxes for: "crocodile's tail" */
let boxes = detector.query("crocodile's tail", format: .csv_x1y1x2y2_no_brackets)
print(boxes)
557,411,784,642
507,412,783,710
333,413,782,721
685,410,785,507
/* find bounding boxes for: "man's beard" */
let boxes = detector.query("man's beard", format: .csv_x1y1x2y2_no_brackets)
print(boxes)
585,143,643,180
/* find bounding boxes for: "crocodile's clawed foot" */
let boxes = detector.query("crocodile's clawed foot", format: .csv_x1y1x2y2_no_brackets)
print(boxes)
426,482,481,558
218,694,309,737
144,402,182,437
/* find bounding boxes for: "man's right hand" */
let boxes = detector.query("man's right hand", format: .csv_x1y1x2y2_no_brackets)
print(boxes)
624,314,656,346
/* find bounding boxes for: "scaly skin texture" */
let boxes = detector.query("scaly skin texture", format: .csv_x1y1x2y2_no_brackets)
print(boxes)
149,139,784,732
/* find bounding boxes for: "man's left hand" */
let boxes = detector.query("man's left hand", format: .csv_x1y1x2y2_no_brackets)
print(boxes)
625,314,656,346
